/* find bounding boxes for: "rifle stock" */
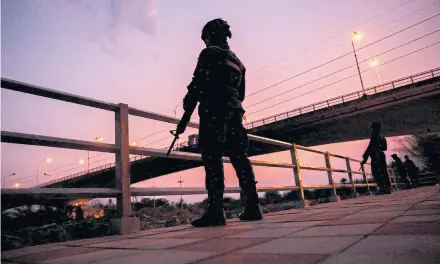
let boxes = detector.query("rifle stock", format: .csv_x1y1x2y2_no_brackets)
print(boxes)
166,108,195,156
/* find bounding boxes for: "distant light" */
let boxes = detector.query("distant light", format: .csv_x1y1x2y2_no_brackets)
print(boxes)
370,58,379,67
79,159,85,165
130,141,139,146
45,158,53,163
14,183,20,188
352,31,362,40
95,136,104,142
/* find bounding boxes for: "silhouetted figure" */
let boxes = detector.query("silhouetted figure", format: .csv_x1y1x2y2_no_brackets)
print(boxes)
361,122,392,194
182,19,262,227
391,154,411,189
404,155,419,188
74,206,84,222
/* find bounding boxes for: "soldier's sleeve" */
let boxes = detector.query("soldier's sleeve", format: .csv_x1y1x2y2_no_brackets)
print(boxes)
362,134,375,161
238,67,246,102
183,48,214,112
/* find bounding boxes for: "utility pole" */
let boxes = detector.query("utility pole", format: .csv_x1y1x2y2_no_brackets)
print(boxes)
178,176,184,209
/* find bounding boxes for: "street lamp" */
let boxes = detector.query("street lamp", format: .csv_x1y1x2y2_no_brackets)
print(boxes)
86,136,105,171
37,157,53,185
130,141,138,146
3,172,16,187
370,58,383,87
351,31,365,94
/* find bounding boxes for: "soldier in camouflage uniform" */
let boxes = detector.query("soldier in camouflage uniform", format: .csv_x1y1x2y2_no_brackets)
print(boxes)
361,122,392,194
182,18,262,227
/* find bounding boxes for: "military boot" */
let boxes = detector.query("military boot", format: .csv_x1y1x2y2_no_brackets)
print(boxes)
191,191,226,227
239,186,263,221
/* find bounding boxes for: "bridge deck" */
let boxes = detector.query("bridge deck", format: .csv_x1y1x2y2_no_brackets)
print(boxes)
2,186,439,264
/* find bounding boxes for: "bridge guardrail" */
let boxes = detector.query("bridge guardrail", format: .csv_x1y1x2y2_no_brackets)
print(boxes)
244,67,440,129
1,75,401,225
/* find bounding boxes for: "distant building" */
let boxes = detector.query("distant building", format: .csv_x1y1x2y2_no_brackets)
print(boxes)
188,134,198,146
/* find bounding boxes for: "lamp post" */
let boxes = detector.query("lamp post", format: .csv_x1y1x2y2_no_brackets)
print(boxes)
370,58,383,87
85,136,104,172
3,172,16,187
37,157,52,185
351,31,365,94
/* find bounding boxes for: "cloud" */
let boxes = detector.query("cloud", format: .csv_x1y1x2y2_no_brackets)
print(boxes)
43,0,160,60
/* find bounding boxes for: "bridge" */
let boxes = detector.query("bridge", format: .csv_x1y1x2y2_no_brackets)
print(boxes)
16,67,439,189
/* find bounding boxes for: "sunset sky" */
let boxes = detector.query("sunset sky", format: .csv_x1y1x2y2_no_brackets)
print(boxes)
1,0,439,202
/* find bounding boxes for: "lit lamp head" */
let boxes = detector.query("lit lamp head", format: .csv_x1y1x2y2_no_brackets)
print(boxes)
352,31,362,41
96,136,104,142
79,159,85,165
45,157,53,163
370,58,379,67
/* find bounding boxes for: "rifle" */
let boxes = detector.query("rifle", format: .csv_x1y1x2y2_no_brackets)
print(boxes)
166,108,195,156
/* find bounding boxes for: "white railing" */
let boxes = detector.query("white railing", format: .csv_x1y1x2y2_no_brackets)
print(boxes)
1,76,400,225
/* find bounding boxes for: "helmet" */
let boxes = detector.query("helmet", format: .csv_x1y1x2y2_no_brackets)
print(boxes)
201,18,232,41
369,122,381,131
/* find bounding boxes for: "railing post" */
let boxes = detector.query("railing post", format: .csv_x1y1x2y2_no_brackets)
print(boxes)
110,103,140,235
388,168,399,192
432,71,435,78
290,144,308,208
326,100,330,107
324,152,340,202
345,158,359,198
312,105,315,111
361,164,373,195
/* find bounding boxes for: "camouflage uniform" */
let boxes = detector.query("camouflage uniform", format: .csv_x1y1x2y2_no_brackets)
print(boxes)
362,124,392,194
183,21,261,226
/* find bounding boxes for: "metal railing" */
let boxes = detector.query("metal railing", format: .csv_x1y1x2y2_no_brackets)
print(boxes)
1,77,398,232
244,68,440,129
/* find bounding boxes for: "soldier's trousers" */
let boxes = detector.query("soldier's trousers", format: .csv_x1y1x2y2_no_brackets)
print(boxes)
371,157,391,193
198,112,258,203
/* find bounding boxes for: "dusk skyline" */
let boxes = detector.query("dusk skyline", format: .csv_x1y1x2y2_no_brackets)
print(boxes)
1,0,439,200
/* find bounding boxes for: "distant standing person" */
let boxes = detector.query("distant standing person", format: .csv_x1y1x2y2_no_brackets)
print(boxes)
391,154,411,189
404,155,419,188
361,122,392,194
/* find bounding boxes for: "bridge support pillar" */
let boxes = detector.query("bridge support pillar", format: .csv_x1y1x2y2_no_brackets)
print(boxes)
109,217,140,235
290,145,309,208
114,103,140,234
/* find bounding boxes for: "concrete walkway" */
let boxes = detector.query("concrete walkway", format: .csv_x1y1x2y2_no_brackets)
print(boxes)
2,186,440,264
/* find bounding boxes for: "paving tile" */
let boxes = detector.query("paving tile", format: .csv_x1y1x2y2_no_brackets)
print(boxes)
224,227,304,238
140,229,198,239
58,236,127,246
8,246,103,263
341,211,404,221
412,204,440,210
299,213,350,221
93,250,215,264
1,244,67,259
176,227,247,238
239,236,363,255
289,224,382,237
197,253,330,264
173,238,269,253
317,217,391,226
402,209,440,216
391,214,440,223
320,235,440,264
419,200,440,205
359,205,413,213
372,221,440,235
87,238,206,249
40,249,141,264
240,221,325,229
